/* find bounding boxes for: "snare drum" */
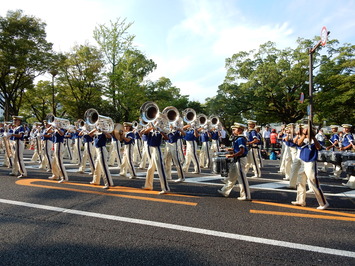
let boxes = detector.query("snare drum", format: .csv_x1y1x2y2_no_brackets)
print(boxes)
342,160,355,175
212,157,233,177
341,152,355,162
317,150,330,162
328,151,343,165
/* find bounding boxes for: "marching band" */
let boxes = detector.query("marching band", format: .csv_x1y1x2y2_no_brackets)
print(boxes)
0,102,354,211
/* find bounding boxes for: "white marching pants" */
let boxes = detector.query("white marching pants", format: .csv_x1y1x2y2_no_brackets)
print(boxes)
144,146,170,192
182,140,200,173
199,141,211,168
164,142,185,180
245,147,261,177
12,139,27,176
92,146,114,187
79,141,95,173
120,144,136,177
295,161,328,207
52,142,68,180
40,140,52,171
220,157,250,199
109,139,122,167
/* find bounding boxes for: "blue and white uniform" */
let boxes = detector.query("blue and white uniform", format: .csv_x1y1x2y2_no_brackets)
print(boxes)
108,135,122,167
245,129,261,178
199,130,211,168
51,128,68,181
11,125,27,177
210,130,220,153
143,130,170,193
39,125,53,171
293,140,328,209
139,133,151,169
219,134,250,199
71,130,82,165
79,131,95,174
182,128,200,174
120,131,137,178
91,133,114,188
164,129,185,182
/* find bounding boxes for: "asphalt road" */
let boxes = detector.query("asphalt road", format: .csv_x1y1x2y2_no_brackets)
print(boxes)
0,149,354,265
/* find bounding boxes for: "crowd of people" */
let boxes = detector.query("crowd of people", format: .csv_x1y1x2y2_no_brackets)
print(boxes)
1,115,354,210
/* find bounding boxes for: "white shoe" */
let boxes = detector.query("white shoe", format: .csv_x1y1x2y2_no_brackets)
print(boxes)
103,185,109,189
283,177,290,181
251,175,259,178
317,202,329,210
9,172,17,176
174,178,185,183
192,171,200,174
306,190,313,194
142,186,153,190
76,170,84,174
291,201,306,207
58,179,65,183
237,197,251,201
90,181,99,185
17,174,27,179
129,175,137,179
159,190,169,195
217,189,228,197
48,176,59,180
46,169,51,172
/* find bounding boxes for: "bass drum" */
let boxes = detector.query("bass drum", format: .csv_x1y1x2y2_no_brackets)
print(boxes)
341,152,355,162
342,160,355,176
317,150,330,162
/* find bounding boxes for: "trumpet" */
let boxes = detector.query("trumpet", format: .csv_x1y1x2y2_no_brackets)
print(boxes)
46,114,71,130
84,108,114,133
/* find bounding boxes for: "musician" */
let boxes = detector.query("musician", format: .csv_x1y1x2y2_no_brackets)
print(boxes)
108,134,122,168
132,127,142,166
164,123,186,182
282,124,297,182
89,128,114,189
287,124,304,189
71,127,82,166
2,122,13,168
198,125,211,169
142,122,170,194
119,122,137,179
182,123,201,174
30,122,43,163
210,126,221,153
218,123,250,200
278,125,287,174
291,124,329,210
9,116,27,178
324,125,340,176
63,129,73,161
244,120,261,178
39,121,53,172
139,131,151,169
78,125,95,175
340,124,354,151
48,125,69,183
255,125,264,168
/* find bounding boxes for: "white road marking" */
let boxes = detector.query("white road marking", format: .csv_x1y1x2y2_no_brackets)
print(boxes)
0,198,354,258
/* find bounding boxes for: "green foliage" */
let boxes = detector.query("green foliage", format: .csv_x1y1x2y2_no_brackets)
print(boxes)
314,42,355,125
0,10,53,120
56,44,105,120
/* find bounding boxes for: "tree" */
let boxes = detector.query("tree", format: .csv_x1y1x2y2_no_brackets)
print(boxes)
20,80,54,122
93,18,135,120
0,10,53,120
56,44,105,120
314,41,355,125
215,40,313,124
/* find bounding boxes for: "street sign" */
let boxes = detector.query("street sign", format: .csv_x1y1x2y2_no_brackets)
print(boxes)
321,26,328,46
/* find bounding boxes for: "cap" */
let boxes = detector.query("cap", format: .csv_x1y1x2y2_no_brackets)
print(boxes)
12,115,23,120
247,120,256,124
342,124,352,129
330,125,339,129
231,123,246,130
123,122,132,127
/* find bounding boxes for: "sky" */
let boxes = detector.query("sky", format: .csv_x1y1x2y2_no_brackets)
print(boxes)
1,0,354,103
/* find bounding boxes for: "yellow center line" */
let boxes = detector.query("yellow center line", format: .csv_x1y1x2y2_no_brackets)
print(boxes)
250,210,355,222
252,200,355,218
16,179,198,206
